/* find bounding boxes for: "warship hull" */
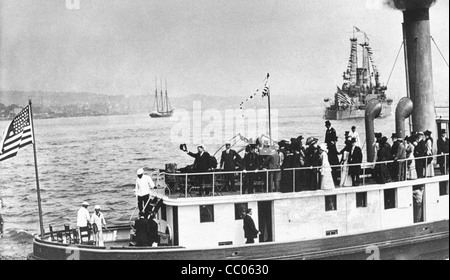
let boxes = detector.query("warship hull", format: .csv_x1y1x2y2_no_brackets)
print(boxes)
325,102,392,120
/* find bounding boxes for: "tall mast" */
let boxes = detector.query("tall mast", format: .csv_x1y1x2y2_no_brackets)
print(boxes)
154,76,159,112
165,79,169,112
160,78,164,113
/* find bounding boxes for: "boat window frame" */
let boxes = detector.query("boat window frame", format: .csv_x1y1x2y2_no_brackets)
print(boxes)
234,203,248,220
384,188,397,210
356,192,368,208
199,205,215,223
325,195,337,212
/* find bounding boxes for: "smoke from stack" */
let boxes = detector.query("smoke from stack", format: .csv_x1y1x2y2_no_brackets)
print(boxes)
384,0,437,10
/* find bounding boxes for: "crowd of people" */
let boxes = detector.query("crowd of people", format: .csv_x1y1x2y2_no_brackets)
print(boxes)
373,129,449,184
180,121,449,194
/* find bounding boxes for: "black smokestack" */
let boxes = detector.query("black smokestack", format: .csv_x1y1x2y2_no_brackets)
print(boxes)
384,0,437,10
401,2,436,136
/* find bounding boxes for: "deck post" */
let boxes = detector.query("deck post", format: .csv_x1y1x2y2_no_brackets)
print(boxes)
363,163,366,186
212,173,215,196
266,170,269,193
185,174,188,198
293,169,295,192
240,172,243,195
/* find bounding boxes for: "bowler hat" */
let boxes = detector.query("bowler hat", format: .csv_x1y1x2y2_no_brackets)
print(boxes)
391,133,397,138
325,120,331,126
424,130,432,136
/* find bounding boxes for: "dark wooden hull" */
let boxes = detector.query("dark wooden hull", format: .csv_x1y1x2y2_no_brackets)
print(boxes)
150,110,174,118
28,220,448,260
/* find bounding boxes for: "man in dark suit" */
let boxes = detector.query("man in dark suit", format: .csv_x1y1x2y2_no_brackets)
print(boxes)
134,212,149,247
220,143,242,191
348,138,363,186
147,213,159,246
414,132,426,178
437,129,449,174
243,208,259,244
325,120,340,185
393,137,407,181
243,145,260,194
185,144,213,195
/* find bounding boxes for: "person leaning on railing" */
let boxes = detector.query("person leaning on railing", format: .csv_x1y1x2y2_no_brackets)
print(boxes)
405,136,418,180
375,137,392,184
243,144,260,194
437,129,449,175
413,132,426,179
424,130,435,178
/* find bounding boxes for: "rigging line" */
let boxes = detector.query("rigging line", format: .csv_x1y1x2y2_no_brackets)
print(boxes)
431,36,449,68
386,42,404,87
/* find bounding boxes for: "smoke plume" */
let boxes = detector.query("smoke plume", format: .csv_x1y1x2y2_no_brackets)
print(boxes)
384,0,437,10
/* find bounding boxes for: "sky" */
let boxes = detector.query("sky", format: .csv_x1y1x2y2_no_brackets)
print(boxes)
0,0,448,103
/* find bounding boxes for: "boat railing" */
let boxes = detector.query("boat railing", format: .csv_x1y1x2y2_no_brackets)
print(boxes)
160,153,449,198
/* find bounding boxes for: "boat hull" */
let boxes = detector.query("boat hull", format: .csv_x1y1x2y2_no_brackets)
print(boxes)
28,219,448,260
325,102,392,120
150,110,174,118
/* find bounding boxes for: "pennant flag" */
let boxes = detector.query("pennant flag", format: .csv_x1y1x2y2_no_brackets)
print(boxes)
354,26,361,33
0,105,34,162
240,73,270,118
262,73,270,97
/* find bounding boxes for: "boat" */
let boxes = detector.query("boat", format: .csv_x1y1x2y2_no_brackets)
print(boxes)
324,27,393,120
149,78,174,118
27,4,448,260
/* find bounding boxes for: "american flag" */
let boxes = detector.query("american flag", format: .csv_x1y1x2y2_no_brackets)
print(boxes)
262,73,270,97
0,105,34,162
336,87,354,105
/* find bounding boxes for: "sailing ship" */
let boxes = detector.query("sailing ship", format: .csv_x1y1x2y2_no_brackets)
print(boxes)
324,27,393,120
27,5,448,260
150,79,174,118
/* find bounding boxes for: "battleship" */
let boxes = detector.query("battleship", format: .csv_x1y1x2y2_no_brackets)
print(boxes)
324,27,393,120
26,2,449,260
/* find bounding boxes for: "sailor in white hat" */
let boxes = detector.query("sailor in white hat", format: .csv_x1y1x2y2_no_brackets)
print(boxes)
76,201,91,241
135,168,156,216
90,205,107,246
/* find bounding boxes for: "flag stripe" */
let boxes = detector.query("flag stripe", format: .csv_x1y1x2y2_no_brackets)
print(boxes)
4,126,31,145
1,133,33,156
0,105,34,162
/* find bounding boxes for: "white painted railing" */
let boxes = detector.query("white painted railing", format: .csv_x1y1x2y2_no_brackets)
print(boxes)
158,153,449,198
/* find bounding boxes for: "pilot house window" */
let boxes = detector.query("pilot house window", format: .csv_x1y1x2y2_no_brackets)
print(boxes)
200,205,214,223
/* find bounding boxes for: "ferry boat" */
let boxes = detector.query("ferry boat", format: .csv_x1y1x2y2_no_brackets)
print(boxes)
324,27,393,120
27,5,448,260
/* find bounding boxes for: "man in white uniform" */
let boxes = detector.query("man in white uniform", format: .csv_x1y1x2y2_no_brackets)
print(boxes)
90,205,107,246
77,201,91,241
348,126,361,147
135,168,156,216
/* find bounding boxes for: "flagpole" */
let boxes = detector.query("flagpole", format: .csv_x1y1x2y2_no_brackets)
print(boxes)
29,100,45,239
266,73,272,145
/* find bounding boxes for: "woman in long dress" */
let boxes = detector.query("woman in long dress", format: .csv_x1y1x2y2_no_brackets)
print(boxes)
424,130,435,177
319,143,334,190
405,136,417,180
339,140,353,187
